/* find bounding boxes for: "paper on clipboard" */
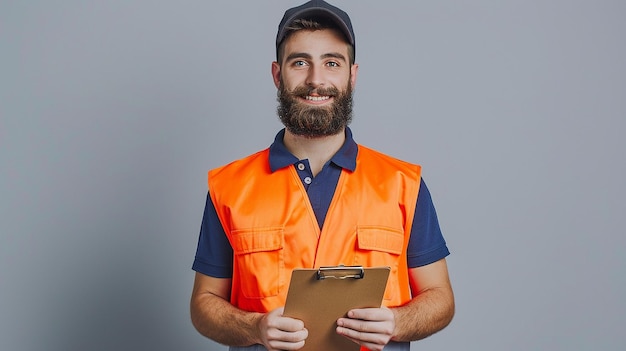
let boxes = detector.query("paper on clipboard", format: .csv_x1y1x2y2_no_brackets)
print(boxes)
283,266,390,351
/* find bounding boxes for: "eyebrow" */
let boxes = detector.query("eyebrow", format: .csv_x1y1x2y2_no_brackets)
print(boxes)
322,52,348,62
285,52,347,63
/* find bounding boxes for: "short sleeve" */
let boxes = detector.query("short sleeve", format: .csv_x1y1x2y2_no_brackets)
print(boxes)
407,179,450,267
191,192,234,278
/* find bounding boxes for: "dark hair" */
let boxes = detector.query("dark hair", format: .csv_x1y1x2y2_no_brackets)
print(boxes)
276,18,355,65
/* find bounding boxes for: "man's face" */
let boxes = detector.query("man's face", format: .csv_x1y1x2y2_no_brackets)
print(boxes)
272,29,358,137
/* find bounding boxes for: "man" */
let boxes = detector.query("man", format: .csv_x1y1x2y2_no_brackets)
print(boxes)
190,1,454,350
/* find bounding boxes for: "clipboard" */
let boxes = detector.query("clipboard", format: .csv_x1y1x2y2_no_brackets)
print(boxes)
283,266,390,351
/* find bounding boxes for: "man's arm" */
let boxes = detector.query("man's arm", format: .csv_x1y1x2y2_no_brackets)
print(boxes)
392,258,455,340
190,272,308,350
336,258,454,350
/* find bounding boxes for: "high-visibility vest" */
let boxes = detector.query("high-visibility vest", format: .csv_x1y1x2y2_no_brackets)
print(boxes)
208,145,421,313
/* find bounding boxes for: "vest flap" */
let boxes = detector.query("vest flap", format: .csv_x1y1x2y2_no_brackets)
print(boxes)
356,226,404,255
230,227,284,254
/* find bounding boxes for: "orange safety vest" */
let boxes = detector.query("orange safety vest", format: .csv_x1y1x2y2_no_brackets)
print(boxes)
208,145,421,313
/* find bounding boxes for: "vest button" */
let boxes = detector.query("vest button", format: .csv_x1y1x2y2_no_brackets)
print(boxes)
297,163,305,171
304,176,312,184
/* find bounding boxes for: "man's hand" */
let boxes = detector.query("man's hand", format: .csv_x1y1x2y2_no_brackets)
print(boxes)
336,307,395,351
258,307,309,351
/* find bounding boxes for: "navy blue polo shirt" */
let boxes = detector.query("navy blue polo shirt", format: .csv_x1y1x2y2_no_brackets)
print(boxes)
193,128,449,278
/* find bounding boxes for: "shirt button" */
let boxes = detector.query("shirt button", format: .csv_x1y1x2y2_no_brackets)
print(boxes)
297,163,305,171
304,177,312,184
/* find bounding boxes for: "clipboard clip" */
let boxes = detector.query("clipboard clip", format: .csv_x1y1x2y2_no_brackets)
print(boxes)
316,265,365,280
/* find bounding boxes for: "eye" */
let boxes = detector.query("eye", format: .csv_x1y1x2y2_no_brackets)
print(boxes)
293,60,308,67
326,61,340,67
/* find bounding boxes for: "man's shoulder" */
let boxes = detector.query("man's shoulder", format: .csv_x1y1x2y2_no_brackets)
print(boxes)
357,144,420,169
210,149,270,171
208,148,271,180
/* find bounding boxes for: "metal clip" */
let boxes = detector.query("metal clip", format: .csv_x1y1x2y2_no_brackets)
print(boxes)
316,265,365,280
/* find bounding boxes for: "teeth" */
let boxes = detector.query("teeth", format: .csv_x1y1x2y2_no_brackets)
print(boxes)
305,95,330,101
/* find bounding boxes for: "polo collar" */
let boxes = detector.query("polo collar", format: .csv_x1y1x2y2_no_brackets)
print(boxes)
269,127,358,173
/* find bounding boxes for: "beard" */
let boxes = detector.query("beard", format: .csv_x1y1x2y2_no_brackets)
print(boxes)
277,79,353,138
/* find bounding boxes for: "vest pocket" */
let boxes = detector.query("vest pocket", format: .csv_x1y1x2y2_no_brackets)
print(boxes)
355,226,405,302
231,227,284,298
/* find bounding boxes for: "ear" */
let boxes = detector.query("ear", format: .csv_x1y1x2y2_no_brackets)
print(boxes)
271,61,281,89
350,63,359,89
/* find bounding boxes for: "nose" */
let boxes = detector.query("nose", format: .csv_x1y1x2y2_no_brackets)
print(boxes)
305,65,324,88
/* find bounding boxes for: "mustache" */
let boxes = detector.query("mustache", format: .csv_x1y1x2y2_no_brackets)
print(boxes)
290,85,340,98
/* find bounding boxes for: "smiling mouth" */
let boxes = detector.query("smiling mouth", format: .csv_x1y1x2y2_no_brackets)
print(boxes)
304,95,331,102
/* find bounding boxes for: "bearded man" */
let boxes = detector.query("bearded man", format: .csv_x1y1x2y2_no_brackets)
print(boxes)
190,1,455,351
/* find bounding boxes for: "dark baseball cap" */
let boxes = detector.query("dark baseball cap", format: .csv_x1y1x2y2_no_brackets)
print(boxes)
276,0,355,57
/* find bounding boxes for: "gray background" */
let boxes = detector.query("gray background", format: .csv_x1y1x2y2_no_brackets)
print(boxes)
1,1,624,350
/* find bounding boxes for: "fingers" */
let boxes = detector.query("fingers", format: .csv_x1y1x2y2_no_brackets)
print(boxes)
265,338,306,351
345,307,395,322
336,308,395,351
260,307,308,351
266,307,305,332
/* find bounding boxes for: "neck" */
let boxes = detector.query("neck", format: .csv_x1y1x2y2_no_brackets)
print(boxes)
283,128,346,177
